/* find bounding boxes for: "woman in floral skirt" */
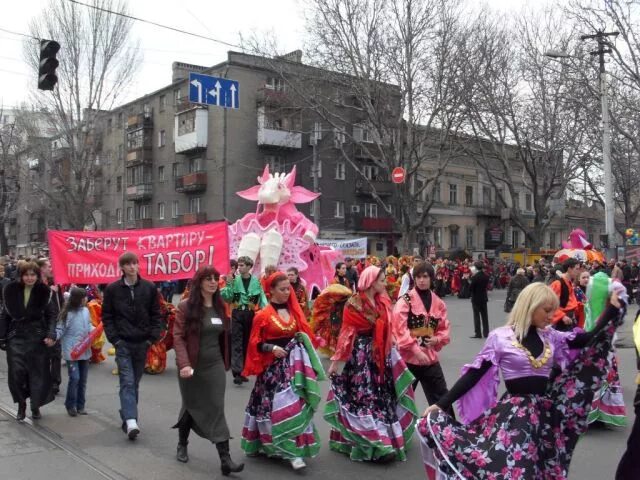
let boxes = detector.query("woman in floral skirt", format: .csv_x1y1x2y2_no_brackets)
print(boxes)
325,265,418,463
241,272,325,471
418,282,626,480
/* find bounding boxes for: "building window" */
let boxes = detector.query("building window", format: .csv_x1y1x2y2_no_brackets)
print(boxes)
434,227,443,247
549,231,558,248
449,183,458,205
116,208,122,225
172,200,180,218
363,164,380,181
335,162,346,180
465,185,473,206
173,88,182,105
138,204,151,220
118,112,123,127
364,203,378,218
159,95,166,112
450,230,459,248
483,186,492,206
513,192,520,210
172,163,179,179
525,193,532,211
311,160,322,178
334,201,345,218
116,176,122,192
107,118,112,131
126,206,134,221
188,157,202,173
117,144,123,160
466,227,474,248
127,128,144,150
512,229,520,248
158,129,166,147
333,127,345,148
158,202,165,220
265,155,284,172
158,166,165,182
177,109,196,135
189,196,201,213
433,182,441,202
265,76,285,91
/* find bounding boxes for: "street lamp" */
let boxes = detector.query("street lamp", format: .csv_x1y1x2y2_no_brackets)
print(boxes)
544,30,619,253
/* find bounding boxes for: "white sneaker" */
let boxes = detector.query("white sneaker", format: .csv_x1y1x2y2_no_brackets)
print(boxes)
290,457,306,470
126,419,140,440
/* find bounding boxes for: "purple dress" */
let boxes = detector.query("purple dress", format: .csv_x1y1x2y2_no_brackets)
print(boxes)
417,306,623,480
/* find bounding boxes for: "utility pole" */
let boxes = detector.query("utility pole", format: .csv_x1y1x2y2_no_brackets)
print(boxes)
580,30,618,252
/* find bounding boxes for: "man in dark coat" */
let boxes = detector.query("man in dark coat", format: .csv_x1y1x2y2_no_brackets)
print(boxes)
469,261,491,338
102,252,162,440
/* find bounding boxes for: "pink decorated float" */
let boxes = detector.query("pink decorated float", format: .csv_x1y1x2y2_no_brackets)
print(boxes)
228,165,339,293
554,228,605,264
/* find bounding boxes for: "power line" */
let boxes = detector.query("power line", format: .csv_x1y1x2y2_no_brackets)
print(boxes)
0,27,39,41
67,0,243,49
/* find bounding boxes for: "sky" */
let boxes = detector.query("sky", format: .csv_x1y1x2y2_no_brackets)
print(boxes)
0,0,545,109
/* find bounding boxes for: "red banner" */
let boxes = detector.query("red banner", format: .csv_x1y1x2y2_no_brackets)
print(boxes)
47,222,229,284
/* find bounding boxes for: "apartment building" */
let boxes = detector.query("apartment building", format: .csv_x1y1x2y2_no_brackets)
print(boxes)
96,50,401,256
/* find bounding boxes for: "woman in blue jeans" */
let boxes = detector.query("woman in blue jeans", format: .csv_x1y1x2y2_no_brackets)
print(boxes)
56,287,93,416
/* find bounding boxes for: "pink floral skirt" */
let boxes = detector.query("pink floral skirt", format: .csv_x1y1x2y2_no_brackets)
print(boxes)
417,320,619,479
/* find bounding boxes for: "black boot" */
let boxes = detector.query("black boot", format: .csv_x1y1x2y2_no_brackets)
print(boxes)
176,443,189,463
216,440,244,476
16,402,26,422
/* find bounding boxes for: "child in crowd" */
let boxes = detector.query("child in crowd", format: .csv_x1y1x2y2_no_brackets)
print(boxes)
56,287,92,417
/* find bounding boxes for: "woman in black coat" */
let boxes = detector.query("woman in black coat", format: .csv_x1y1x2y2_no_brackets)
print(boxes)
0,260,57,421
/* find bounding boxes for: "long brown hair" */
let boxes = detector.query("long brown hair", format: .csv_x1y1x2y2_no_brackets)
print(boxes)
185,266,226,332
58,287,87,326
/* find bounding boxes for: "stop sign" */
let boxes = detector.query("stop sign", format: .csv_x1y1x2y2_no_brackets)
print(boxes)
391,167,406,184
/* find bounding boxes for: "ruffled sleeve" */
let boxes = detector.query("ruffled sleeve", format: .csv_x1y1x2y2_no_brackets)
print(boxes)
546,328,581,369
455,331,501,425
330,323,357,362
242,310,273,377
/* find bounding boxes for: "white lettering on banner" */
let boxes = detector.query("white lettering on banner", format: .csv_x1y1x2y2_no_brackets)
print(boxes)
67,262,119,278
317,237,368,258
136,231,205,251
66,236,129,253
143,245,215,276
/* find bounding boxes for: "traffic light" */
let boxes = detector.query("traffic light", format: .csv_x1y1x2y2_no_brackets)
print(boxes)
38,39,60,91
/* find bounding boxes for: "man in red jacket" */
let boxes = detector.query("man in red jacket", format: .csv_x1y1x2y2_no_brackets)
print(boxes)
550,258,581,331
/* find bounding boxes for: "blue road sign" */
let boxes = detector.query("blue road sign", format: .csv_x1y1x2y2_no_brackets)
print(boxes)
188,72,240,109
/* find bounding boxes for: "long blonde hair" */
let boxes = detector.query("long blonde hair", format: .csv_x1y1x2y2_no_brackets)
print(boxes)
507,283,559,341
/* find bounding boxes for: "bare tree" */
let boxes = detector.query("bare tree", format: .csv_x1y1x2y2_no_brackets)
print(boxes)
0,108,23,255
460,10,592,250
23,0,140,230
245,0,472,252
566,0,640,235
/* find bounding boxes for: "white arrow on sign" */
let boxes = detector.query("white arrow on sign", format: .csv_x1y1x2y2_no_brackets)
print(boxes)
208,81,222,106
190,79,203,104
229,84,237,109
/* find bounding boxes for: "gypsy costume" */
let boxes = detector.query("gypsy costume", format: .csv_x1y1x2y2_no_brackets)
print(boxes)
241,274,326,460
585,272,627,427
457,265,471,299
417,290,626,480
145,293,177,374
311,284,353,357
291,279,311,318
392,287,452,408
85,285,106,364
324,267,418,462
332,274,352,291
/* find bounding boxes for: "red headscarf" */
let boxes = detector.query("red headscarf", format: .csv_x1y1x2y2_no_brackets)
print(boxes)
242,272,316,376
344,266,392,373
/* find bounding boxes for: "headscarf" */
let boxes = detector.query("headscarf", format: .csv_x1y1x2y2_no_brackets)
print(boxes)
348,265,392,373
358,265,382,291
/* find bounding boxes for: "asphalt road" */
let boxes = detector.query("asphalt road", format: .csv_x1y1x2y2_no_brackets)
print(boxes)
0,289,636,480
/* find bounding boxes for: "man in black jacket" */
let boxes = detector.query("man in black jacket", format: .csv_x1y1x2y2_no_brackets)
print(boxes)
102,252,161,440
469,261,490,338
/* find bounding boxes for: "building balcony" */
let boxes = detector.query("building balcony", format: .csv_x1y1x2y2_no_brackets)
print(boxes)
126,148,153,165
347,214,394,233
176,212,207,225
29,232,46,243
174,106,208,154
257,126,302,149
126,183,153,201
475,205,503,217
127,112,153,130
256,87,292,106
355,179,394,197
175,171,207,193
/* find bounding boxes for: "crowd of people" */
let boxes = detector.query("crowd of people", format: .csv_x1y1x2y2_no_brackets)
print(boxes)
0,250,639,479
